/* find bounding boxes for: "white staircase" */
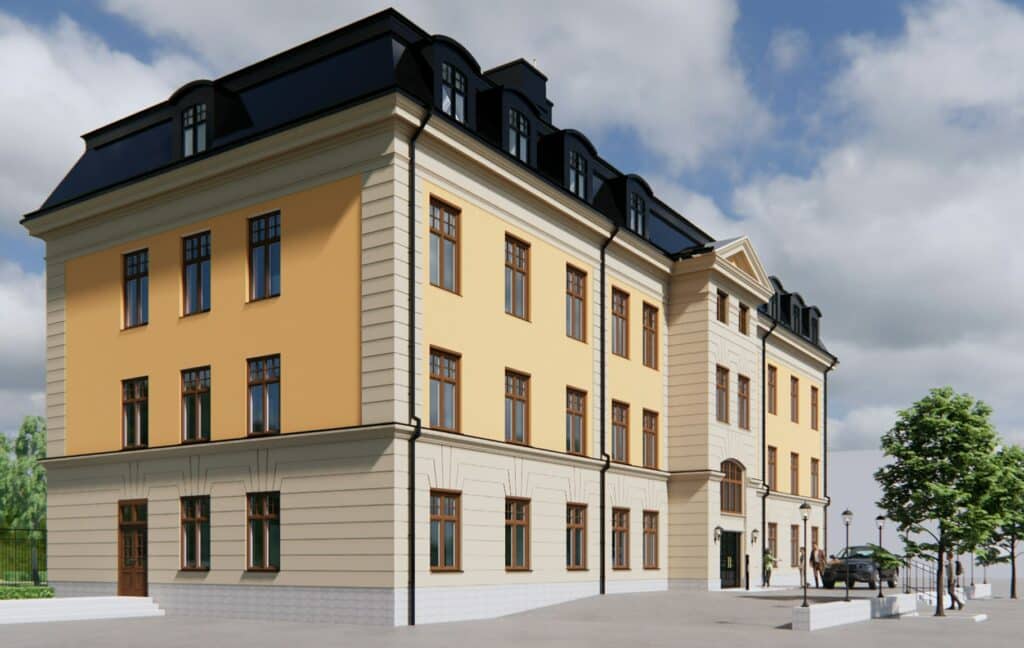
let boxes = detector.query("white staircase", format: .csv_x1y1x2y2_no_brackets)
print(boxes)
0,596,164,624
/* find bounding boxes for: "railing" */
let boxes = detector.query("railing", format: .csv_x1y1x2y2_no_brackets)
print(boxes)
903,555,937,596
0,528,47,586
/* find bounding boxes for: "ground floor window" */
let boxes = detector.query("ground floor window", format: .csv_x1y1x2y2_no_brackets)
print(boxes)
180,496,210,570
612,508,629,569
642,511,658,569
790,524,800,568
247,492,280,571
566,504,586,570
505,498,530,570
430,491,460,571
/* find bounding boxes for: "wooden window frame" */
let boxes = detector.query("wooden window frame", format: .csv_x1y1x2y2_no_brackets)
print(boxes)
611,288,629,358
247,355,281,437
716,290,729,324
720,460,744,515
429,348,460,433
566,503,587,571
429,490,461,572
123,249,149,329
811,386,820,431
248,212,281,301
768,522,778,561
790,452,800,496
642,303,658,369
767,365,778,415
181,366,211,443
791,525,800,568
767,446,778,491
611,401,629,464
429,199,460,293
180,495,210,571
642,409,658,469
246,492,280,572
505,498,530,571
566,265,587,342
565,388,586,456
504,235,530,320
612,508,630,570
790,376,800,424
739,303,749,335
811,458,820,499
182,231,211,316
122,377,148,449
504,370,530,445
737,375,751,430
642,510,659,569
715,366,730,424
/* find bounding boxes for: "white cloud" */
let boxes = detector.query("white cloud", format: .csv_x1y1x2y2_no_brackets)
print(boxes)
769,28,810,72
0,261,44,437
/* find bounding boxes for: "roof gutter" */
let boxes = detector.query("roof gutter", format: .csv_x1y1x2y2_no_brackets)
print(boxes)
599,224,620,595
822,356,838,556
760,320,778,586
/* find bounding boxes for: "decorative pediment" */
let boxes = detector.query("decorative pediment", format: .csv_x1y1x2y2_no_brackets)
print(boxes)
712,236,774,301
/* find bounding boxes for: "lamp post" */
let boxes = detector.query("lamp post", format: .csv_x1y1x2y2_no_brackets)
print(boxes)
842,509,853,602
801,502,811,607
876,515,885,599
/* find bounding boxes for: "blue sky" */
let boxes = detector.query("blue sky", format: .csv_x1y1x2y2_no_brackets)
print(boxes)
2,1,1023,462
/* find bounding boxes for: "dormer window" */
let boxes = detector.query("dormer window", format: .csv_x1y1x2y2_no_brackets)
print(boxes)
183,103,207,157
508,108,528,163
441,63,466,123
568,151,587,199
810,318,819,343
791,305,800,333
628,193,646,236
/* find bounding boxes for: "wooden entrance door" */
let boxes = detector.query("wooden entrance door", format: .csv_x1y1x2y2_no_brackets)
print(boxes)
117,500,148,597
720,531,741,589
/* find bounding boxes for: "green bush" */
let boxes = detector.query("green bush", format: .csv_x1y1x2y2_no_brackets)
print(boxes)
0,586,54,600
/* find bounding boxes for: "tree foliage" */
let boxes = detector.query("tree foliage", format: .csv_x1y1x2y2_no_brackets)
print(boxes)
984,444,1024,598
0,416,47,530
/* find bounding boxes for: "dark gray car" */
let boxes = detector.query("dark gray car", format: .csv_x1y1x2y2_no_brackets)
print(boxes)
822,545,897,589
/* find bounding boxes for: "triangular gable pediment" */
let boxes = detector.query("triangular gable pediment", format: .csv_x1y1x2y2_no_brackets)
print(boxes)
713,236,774,300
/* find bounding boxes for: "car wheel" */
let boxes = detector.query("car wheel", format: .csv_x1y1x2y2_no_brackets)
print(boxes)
887,580,896,588
824,580,835,589
868,578,877,590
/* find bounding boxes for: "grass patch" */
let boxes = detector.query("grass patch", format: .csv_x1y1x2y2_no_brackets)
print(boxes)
0,585,54,600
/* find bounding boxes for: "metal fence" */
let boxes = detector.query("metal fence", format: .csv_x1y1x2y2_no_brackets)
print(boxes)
0,528,47,586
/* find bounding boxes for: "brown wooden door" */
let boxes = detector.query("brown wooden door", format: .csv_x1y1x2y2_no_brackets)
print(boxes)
117,500,148,597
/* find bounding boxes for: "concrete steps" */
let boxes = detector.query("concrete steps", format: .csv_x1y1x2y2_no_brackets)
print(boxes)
0,596,164,624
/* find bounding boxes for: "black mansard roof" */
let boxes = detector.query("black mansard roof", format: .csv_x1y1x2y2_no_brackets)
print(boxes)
23,8,712,255
760,276,833,355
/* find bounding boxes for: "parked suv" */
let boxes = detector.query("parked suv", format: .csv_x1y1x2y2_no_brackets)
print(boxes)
822,545,897,589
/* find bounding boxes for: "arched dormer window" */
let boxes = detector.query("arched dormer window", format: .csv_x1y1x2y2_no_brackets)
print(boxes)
183,103,207,157
628,193,646,237
441,62,466,123
721,460,744,514
508,108,529,163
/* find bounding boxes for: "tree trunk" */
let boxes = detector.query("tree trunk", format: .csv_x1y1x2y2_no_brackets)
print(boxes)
1012,537,1018,600
935,545,945,617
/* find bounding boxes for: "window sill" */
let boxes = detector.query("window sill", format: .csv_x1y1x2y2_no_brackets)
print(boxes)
245,567,279,573
429,283,461,297
643,566,660,571
429,568,463,574
121,445,148,452
179,567,210,573
721,511,745,518
121,323,148,332
181,309,211,319
504,439,530,448
182,438,210,445
505,568,532,573
612,566,631,571
504,312,531,323
246,294,281,305
566,567,588,572
247,431,281,438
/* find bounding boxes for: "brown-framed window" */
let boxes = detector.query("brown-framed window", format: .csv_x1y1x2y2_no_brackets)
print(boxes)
611,401,629,463
182,231,211,315
181,367,211,442
504,235,529,319
811,386,820,431
737,375,751,430
767,446,778,490
791,525,800,568
566,388,586,455
716,290,728,324
768,522,778,561
122,377,148,449
811,526,819,551
811,458,820,498
643,510,659,569
790,452,800,495
566,266,586,341
429,199,459,293
247,355,280,436
739,304,749,335
611,288,629,357
430,349,459,432
249,212,280,301
123,249,148,328
612,508,630,569
430,490,460,571
790,376,800,423
642,410,658,469
566,503,586,570
642,303,658,369
720,460,743,514
247,492,280,571
505,370,529,444
180,496,210,570
715,366,730,423
767,365,778,415
505,498,530,570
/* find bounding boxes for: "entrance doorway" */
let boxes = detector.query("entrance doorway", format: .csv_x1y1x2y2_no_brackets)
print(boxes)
117,500,148,597
719,531,742,589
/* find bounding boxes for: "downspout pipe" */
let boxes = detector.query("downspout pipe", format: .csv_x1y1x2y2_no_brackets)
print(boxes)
760,321,778,587
407,107,432,626
599,225,620,596
822,356,838,557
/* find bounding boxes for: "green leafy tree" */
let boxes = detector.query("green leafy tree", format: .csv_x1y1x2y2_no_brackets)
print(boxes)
0,416,47,530
985,445,1024,598
875,388,1000,616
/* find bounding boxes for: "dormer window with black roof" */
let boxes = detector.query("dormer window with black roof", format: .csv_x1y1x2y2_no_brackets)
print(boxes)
183,103,207,157
810,318,819,343
568,151,586,199
628,193,646,237
441,63,466,123
508,108,529,163
791,305,801,333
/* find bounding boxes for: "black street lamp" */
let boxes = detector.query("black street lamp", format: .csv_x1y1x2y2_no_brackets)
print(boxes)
801,502,812,608
876,515,885,599
842,509,853,602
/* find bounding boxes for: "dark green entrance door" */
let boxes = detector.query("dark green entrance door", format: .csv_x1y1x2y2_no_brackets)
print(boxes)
720,531,741,589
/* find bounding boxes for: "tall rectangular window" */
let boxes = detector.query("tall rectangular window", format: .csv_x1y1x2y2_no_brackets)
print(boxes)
790,525,800,568
566,388,586,455
739,304,749,335
628,193,645,236
505,371,529,445
430,349,458,432
811,458,820,498
643,511,658,569
441,63,466,123
642,410,658,469
612,508,629,569
611,288,629,357
247,355,280,436
507,108,529,163
122,377,148,449
790,452,800,495
612,401,629,463
505,498,530,570
767,446,778,490
182,231,211,315
811,386,820,431
247,492,280,571
182,103,207,157
737,375,751,430
181,496,210,570
768,522,778,562
790,376,800,423
566,504,586,570
716,290,729,324
642,303,658,369
504,236,529,319
430,491,460,571
429,200,458,293
181,367,210,442
123,250,149,328
566,266,586,341
767,365,778,415
721,461,744,514
249,212,281,301
568,150,586,199
811,526,819,550
715,366,730,423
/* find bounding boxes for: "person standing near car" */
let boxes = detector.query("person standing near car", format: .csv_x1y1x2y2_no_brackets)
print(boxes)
811,542,826,588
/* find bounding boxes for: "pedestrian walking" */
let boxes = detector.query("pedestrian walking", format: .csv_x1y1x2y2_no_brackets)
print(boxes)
948,555,964,610
811,542,826,588
763,549,775,587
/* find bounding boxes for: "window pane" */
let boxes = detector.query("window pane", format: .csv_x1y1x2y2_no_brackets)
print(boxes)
443,239,456,291
183,127,193,157
201,519,210,568
185,264,199,314
200,260,211,311
505,524,512,566
184,396,196,440
430,520,439,567
196,123,206,153
139,276,148,323
442,383,455,430
442,86,452,115
184,521,196,566
429,233,440,285
268,382,280,432
444,520,455,566
515,401,525,442
515,273,525,317
139,402,148,446
250,385,264,433
455,94,465,123
200,391,211,439
430,379,440,427
269,518,280,568
251,248,265,299
516,526,526,566
505,398,513,440
505,267,513,313
269,242,281,296
250,520,263,567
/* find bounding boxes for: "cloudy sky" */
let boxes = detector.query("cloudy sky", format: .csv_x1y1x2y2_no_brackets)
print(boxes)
2,0,1022,488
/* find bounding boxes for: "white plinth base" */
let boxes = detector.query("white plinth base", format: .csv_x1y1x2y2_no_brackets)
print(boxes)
966,583,992,600
871,593,919,618
792,600,871,631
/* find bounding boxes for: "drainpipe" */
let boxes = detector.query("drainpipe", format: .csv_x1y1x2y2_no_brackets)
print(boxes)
822,356,838,557
760,321,778,587
406,107,432,626
599,225,620,595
